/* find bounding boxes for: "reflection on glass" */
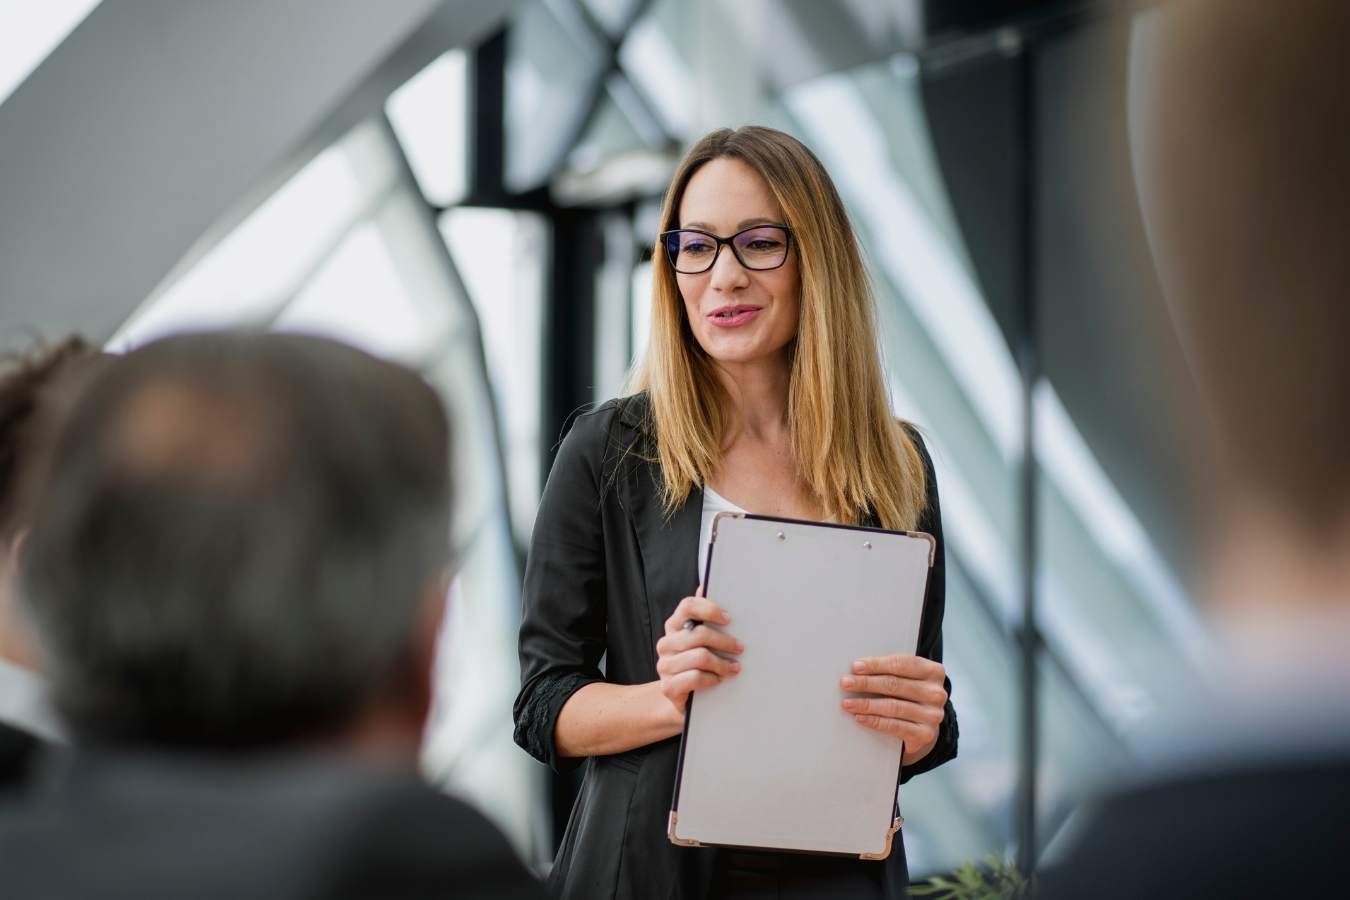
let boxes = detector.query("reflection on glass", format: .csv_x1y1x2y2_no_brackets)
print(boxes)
440,208,547,542
630,260,654,367
617,5,694,136
274,216,448,365
580,0,641,37
386,50,469,207
505,0,608,192
109,121,397,351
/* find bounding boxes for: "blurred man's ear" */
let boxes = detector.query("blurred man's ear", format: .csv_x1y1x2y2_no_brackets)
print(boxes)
411,574,452,733
0,529,38,670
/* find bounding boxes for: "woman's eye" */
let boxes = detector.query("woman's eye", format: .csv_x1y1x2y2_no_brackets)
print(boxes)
745,239,783,251
682,241,714,255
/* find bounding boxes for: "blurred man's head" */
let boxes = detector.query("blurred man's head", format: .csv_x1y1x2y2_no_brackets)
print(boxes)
0,336,98,671
1135,0,1350,612
17,332,451,759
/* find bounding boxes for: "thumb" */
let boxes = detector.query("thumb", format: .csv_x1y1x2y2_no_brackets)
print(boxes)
695,583,705,598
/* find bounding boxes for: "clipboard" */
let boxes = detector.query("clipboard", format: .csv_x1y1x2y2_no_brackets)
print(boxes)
667,511,935,859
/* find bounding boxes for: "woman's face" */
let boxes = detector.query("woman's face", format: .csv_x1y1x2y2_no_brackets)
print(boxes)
674,157,801,370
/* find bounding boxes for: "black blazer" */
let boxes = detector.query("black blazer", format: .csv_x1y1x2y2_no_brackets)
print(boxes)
0,749,546,900
514,393,958,900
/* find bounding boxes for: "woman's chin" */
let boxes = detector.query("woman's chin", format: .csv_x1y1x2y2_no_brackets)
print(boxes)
697,333,793,369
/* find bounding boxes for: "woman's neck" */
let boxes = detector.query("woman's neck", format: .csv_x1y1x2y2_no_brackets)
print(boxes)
713,355,791,443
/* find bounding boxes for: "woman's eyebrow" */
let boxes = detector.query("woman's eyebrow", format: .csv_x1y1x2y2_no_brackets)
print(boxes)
680,217,780,232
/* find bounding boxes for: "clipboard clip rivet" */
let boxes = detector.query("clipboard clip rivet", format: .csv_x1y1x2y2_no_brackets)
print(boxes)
863,541,873,550
776,532,786,542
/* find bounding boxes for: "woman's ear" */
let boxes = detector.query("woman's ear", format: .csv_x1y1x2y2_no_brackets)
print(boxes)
7,528,28,569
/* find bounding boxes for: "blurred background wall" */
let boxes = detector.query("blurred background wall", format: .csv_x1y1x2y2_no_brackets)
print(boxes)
0,0,1204,878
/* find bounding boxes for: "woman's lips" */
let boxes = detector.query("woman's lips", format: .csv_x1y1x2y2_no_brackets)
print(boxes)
707,306,762,328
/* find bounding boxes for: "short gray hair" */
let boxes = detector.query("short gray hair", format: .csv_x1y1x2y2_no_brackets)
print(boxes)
20,331,451,747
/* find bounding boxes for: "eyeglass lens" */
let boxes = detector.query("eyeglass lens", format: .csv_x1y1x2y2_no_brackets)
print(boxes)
664,226,789,274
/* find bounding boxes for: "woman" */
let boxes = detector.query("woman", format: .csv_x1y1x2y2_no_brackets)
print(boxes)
514,126,957,900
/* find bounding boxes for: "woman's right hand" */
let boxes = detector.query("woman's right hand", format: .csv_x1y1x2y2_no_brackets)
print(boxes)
655,587,743,716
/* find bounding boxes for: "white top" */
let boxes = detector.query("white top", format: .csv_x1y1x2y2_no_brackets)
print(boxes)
698,486,747,584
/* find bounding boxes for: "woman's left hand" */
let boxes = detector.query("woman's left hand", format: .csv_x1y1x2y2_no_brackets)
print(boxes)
840,654,947,767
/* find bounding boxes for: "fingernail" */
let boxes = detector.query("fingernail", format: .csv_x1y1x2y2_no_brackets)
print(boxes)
841,699,859,710
840,676,856,689
854,715,868,724
732,642,744,653
730,661,741,672
852,660,865,674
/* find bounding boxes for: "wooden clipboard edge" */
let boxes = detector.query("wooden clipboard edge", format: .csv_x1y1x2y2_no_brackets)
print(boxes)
669,811,906,858
858,815,905,860
904,529,937,568
668,812,702,847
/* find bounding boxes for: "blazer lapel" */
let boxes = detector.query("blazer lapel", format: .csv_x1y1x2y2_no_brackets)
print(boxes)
616,396,704,656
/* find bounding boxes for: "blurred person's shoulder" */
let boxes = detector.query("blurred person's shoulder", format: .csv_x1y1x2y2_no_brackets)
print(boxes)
1041,685,1350,899
1042,755,1350,898
0,750,544,900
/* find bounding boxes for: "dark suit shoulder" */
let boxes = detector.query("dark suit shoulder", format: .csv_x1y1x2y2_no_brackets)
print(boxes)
323,777,545,900
0,754,545,900
1042,758,1350,899
0,722,43,791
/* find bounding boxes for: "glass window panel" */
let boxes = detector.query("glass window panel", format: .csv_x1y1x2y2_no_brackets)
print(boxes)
440,207,547,540
557,75,673,206
0,0,101,107
386,50,469,207
420,333,532,856
110,121,396,350
568,80,647,173
630,259,654,367
274,209,449,366
617,5,694,137
424,509,540,857
505,0,608,192
592,212,636,400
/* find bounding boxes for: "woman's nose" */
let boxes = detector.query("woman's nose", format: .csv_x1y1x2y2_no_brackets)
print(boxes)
708,244,750,291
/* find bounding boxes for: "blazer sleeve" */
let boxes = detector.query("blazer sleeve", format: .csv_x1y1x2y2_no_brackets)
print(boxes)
512,409,611,774
899,427,959,783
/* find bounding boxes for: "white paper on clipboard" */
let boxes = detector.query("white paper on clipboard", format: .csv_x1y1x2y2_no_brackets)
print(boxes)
668,511,934,859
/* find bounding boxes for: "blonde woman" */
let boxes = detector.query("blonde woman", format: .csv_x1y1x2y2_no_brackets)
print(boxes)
514,126,957,900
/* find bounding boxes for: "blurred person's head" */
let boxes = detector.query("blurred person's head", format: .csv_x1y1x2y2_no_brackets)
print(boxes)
1134,0,1350,619
630,125,928,531
17,332,451,760
0,336,98,671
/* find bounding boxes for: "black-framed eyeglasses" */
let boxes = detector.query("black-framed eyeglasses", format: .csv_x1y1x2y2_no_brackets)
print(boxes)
659,224,793,275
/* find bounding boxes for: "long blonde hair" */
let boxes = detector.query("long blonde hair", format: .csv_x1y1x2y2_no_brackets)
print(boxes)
627,126,927,531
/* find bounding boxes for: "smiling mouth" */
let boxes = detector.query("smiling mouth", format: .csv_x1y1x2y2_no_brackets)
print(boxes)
707,306,761,330
708,305,762,324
